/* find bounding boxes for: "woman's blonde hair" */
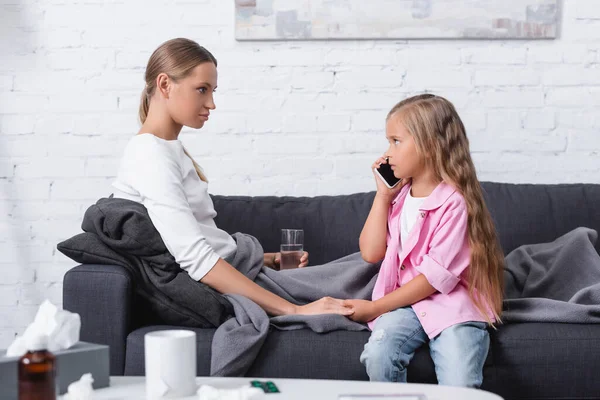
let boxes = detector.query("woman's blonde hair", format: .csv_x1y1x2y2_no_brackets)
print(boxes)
139,38,216,182
388,94,504,325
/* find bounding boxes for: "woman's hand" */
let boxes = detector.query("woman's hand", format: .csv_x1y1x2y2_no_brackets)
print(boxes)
275,251,309,268
298,251,309,267
265,251,309,269
342,299,380,323
264,252,278,270
294,297,354,316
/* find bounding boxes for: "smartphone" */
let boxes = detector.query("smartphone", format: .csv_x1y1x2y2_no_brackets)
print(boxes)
374,161,402,189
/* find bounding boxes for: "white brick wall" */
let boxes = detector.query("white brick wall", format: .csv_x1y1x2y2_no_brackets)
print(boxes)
1,0,599,347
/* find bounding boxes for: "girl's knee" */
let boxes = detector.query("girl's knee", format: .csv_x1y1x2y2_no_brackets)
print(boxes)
361,328,395,366
360,333,403,382
432,344,486,388
437,368,483,388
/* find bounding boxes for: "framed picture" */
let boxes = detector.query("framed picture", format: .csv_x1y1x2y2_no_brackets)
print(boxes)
235,0,559,40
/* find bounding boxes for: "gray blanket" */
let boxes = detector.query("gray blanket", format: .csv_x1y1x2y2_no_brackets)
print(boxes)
502,227,600,323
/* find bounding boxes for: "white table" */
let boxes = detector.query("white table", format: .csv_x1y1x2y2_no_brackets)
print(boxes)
89,376,503,400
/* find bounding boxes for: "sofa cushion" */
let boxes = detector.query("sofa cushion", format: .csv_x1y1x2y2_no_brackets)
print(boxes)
124,325,374,379
125,325,479,383
487,322,600,399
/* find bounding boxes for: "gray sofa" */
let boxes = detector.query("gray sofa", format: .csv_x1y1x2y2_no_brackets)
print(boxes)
63,182,600,400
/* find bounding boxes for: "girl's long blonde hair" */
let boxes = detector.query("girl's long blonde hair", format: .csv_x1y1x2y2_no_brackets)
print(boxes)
388,94,504,325
139,38,216,182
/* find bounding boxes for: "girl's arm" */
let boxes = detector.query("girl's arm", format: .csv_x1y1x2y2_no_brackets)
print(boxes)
359,157,405,263
343,275,436,322
373,274,436,315
359,193,393,263
348,203,471,323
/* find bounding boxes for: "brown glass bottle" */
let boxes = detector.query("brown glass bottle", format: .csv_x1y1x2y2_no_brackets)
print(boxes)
18,335,57,400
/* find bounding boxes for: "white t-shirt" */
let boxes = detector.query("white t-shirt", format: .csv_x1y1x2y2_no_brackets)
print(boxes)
112,133,237,281
400,189,427,246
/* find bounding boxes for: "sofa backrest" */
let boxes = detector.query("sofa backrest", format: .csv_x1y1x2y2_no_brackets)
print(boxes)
212,192,375,266
212,183,600,265
481,182,600,256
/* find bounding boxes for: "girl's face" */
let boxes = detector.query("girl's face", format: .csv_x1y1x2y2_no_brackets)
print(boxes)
384,116,425,180
167,62,217,129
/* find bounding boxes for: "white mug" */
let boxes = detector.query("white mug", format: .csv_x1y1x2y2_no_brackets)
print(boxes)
144,330,197,399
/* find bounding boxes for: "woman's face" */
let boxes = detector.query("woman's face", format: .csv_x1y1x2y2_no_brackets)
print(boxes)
166,62,217,129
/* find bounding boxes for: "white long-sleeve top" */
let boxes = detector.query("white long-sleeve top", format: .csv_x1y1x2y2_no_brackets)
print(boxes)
112,133,237,281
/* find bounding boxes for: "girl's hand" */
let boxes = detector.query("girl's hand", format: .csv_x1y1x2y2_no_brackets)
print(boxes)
294,297,354,316
371,156,404,200
342,299,380,323
271,251,309,269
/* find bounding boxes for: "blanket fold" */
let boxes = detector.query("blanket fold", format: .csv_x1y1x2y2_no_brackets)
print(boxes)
502,227,600,323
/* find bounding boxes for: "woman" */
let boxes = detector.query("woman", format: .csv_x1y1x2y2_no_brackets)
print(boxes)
112,38,353,317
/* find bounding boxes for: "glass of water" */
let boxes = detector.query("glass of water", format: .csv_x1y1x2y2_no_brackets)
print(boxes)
280,229,304,270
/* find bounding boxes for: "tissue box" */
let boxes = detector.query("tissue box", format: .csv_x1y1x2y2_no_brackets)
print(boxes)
0,341,109,399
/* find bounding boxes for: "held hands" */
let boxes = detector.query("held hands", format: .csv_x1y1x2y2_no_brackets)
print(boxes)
341,299,380,323
292,298,381,322
294,297,354,317
262,250,378,322
288,298,381,321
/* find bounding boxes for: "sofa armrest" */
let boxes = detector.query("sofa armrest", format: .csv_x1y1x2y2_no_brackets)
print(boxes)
62,264,133,376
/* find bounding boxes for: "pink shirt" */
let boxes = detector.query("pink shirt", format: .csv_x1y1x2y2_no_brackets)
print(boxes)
368,182,494,338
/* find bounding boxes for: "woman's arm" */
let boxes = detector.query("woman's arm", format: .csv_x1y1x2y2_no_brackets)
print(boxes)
203,258,352,316
203,258,295,315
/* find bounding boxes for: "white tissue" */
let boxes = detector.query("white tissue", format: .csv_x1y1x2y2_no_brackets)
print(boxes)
6,299,81,357
62,373,94,400
197,385,264,400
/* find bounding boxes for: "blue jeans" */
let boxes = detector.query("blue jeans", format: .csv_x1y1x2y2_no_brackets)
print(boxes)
360,307,489,387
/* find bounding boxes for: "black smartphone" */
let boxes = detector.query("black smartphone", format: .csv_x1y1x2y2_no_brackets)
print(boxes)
374,162,402,189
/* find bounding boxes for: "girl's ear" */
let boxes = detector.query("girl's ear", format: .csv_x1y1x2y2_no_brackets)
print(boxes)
156,73,171,99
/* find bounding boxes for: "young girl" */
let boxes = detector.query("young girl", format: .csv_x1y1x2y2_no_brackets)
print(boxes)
343,94,504,387
112,38,353,318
